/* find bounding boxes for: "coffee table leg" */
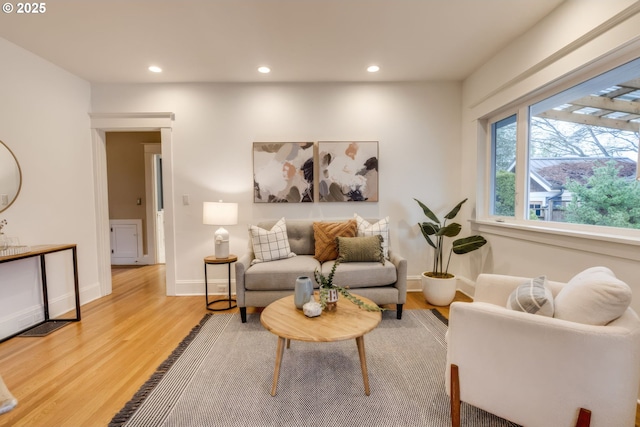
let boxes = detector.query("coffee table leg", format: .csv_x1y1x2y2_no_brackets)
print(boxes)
355,335,370,396
271,336,286,396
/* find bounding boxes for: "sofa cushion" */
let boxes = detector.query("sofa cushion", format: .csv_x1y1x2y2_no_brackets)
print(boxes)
283,221,315,255
249,217,296,264
354,214,390,259
321,260,397,289
554,266,632,326
506,276,554,317
245,255,321,291
313,220,357,262
336,235,384,264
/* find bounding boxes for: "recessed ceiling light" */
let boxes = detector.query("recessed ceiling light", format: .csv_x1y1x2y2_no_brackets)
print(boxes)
367,65,380,73
258,66,271,74
148,66,162,73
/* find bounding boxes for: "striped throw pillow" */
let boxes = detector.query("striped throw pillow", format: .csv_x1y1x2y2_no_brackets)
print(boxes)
506,276,554,317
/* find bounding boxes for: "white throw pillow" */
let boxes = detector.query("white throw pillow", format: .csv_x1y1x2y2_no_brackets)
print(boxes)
249,217,296,264
554,266,631,326
506,276,554,317
354,214,390,259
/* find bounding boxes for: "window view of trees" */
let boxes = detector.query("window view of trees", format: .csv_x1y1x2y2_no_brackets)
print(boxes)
491,115,516,216
528,114,639,229
564,160,640,228
493,170,515,216
490,58,640,231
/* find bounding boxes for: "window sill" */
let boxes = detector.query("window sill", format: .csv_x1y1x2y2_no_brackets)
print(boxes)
472,219,640,262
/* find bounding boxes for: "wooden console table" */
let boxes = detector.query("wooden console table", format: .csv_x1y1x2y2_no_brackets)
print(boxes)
0,244,81,343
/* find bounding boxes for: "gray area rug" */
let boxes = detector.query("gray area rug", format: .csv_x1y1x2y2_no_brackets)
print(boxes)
110,310,518,427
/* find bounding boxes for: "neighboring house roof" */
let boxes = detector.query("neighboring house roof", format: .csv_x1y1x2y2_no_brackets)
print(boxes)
509,157,637,191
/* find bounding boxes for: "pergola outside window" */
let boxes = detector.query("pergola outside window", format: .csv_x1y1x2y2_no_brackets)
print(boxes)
490,57,640,231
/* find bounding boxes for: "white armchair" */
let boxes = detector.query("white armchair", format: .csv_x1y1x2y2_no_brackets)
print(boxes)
446,273,640,427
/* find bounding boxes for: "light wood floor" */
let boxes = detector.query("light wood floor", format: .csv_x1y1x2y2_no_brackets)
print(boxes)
0,265,637,426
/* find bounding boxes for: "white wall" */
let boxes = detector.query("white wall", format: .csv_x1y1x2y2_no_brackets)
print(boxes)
460,0,640,310
0,38,99,339
90,81,463,293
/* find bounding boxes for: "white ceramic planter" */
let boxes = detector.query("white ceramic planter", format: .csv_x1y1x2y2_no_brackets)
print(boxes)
421,272,457,306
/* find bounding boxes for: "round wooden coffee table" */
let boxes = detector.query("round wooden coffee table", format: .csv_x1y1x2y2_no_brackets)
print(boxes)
260,293,382,396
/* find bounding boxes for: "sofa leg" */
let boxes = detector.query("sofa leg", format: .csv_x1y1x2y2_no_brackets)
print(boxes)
575,408,591,427
396,304,403,319
240,307,247,323
450,364,461,427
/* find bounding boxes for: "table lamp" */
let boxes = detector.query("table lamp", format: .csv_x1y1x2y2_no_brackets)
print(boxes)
203,201,238,258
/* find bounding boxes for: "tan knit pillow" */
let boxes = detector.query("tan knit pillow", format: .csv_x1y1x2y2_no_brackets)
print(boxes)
313,220,357,262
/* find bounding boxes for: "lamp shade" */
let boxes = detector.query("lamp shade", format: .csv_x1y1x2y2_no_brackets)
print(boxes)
203,201,238,225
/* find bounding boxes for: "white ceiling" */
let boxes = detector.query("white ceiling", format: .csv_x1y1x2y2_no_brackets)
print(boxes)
0,0,565,84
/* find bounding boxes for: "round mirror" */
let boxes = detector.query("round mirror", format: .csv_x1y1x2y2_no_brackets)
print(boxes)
0,140,22,213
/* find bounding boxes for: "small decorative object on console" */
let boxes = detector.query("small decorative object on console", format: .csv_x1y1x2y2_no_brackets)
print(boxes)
0,219,32,257
0,219,8,251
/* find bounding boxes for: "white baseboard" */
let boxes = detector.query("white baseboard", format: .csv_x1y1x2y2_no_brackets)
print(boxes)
176,279,236,296
407,276,422,292
0,281,102,341
0,305,45,340
78,281,103,306
48,281,102,318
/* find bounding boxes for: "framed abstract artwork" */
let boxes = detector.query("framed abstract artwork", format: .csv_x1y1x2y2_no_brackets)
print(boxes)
317,141,378,202
253,142,314,203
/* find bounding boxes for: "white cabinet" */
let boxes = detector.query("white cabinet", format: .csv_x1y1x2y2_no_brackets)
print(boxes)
110,219,143,265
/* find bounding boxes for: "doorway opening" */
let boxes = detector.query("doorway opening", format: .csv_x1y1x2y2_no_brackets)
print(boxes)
90,112,175,298
105,131,165,266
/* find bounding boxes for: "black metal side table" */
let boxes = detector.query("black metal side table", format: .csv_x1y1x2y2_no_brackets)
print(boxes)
204,254,237,311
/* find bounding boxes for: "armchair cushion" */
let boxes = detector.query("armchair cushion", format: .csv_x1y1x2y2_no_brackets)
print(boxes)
506,275,554,317
321,258,397,289
244,255,321,291
554,266,632,326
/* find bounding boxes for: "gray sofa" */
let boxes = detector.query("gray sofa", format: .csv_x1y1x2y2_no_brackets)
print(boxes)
235,219,407,322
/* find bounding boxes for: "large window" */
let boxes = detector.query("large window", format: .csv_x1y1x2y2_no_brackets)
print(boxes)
488,57,640,232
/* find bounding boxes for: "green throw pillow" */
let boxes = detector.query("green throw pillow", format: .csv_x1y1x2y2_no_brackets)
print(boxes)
336,235,385,264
